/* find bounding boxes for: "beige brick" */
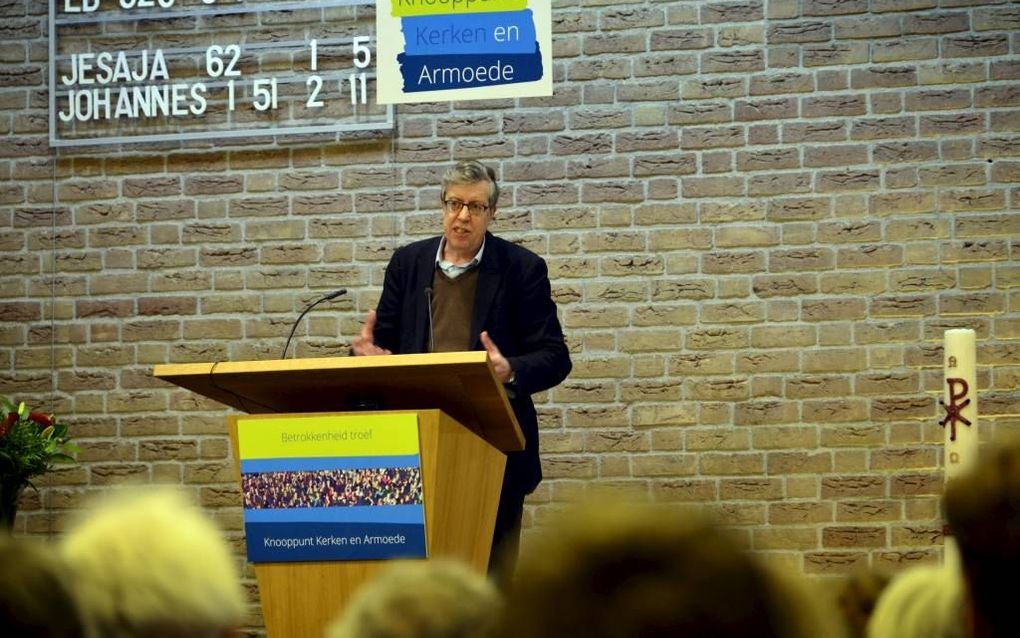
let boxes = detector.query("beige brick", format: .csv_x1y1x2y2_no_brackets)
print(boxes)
714,503,767,526
631,403,699,428
584,431,649,454
833,450,869,472
620,380,682,403
616,328,681,353
685,428,751,451
768,451,833,475
802,299,867,322
804,552,868,575
803,348,867,373
652,479,718,502
822,526,887,548
754,527,819,551
749,324,816,348
632,454,697,477
667,352,735,375
714,225,780,247
648,228,713,251
769,502,833,525
700,301,765,324
719,478,783,500
737,350,801,374
890,472,942,497
802,398,869,423
734,400,799,425
769,248,834,272
632,305,697,327
633,355,666,378
752,274,818,297
688,378,748,401
854,320,921,344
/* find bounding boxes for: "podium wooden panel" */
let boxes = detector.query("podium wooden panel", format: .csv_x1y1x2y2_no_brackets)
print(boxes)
154,353,521,637
229,410,505,636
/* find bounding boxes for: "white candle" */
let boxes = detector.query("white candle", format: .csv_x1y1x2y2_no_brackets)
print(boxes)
942,328,978,483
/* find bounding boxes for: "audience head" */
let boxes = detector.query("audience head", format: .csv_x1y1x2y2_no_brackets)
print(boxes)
866,561,965,638
0,535,84,637
499,502,837,638
944,433,1020,637
836,567,891,638
61,485,246,638
326,558,500,638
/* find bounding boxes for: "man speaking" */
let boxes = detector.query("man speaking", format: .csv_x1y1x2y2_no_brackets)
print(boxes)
352,160,572,580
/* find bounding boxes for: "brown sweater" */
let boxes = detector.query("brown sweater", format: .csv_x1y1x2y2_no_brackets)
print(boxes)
430,267,480,352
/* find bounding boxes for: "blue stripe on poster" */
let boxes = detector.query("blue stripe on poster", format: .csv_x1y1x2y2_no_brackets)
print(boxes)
240,455,421,473
243,504,424,525
245,521,427,562
401,10,537,56
397,47,543,93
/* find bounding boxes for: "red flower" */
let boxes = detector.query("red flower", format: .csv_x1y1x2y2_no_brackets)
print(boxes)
27,412,53,428
0,412,15,437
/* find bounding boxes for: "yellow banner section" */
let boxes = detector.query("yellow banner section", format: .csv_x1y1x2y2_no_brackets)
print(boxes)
391,0,528,17
238,413,420,460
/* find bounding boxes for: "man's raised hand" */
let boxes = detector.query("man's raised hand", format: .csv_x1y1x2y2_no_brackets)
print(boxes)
480,331,512,383
351,310,392,356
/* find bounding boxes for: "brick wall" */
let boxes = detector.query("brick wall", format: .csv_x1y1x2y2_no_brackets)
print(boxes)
2,0,1019,631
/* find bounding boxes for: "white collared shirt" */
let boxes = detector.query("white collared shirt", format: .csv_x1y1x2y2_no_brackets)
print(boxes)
435,236,486,279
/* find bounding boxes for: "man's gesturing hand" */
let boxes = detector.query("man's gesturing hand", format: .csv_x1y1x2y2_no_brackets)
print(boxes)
480,331,513,383
351,310,392,356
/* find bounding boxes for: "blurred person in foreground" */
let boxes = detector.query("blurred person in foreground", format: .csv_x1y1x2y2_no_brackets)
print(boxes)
326,558,500,638
497,502,842,638
866,556,966,638
60,486,246,638
943,433,1020,638
0,534,84,637
835,567,891,638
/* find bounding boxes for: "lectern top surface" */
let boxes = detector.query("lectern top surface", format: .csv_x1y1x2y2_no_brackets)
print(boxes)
153,352,523,451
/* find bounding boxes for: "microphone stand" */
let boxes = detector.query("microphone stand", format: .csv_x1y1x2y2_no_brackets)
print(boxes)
280,288,347,359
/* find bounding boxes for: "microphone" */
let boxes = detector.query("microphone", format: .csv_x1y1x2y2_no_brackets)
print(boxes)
424,287,435,353
280,288,347,359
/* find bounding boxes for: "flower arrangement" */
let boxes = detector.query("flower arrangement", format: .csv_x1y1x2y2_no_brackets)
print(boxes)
0,395,78,528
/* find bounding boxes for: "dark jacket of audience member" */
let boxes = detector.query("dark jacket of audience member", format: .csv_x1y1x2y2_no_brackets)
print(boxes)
0,535,84,638
944,435,1020,638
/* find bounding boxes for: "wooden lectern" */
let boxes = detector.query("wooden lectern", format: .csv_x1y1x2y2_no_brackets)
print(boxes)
153,351,523,637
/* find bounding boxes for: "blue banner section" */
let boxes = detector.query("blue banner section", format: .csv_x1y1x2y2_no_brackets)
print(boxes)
401,10,537,55
240,455,421,473
244,504,424,524
246,522,427,562
398,46,543,92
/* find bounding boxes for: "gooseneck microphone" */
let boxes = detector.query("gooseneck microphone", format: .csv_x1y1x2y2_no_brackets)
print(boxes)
424,287,435,353
280,288,347,359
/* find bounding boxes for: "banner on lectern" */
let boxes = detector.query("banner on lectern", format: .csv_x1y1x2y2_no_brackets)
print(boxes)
237,413,426,563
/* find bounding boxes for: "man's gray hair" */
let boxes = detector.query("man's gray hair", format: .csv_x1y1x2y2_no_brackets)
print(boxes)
441,160,499,209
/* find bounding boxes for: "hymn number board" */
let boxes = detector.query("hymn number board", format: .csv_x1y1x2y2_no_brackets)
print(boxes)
50,0,393,146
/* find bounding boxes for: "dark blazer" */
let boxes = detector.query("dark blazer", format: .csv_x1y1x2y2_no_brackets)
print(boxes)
373,232,572,499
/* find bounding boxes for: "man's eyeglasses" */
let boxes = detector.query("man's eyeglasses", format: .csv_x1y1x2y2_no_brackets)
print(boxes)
442,199,490,217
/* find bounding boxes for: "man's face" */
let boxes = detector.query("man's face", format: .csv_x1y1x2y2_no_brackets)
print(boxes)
442,180,494,263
